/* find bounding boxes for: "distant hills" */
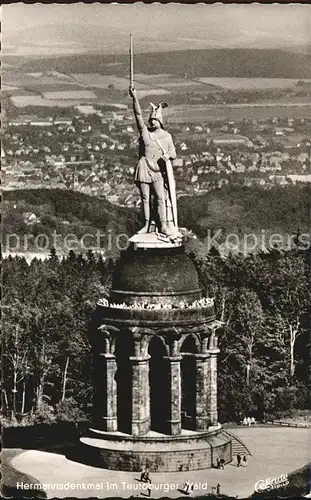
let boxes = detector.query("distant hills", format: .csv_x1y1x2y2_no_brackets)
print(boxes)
3,185,309,256
178,184,309,239
2,189,138,257
3,188,138,232
6,48,311,79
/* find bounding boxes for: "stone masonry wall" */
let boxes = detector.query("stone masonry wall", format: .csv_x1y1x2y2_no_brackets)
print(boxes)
81,438,231,472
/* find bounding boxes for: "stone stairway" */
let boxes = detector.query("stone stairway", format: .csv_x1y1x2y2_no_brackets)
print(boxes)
223,429,252,457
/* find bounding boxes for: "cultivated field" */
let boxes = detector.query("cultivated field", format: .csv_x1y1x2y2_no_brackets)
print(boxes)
71,73,172,97
9,95,91,108
135,73,172,83
197,77,311,90
42,90,97,100
71,73,148,90
136,89,171,98
9,95,129,109
5,70,311,121
22,83,85,93
2,84,19,91
3,70,78,88
135,73,212,91
168,103,311,122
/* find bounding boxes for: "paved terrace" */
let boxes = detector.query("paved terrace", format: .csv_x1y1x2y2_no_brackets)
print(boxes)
7,427,310,499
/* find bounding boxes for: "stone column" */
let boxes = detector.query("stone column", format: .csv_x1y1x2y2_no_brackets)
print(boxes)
164,356,182,435
94,353,118,431
207,349,220,426
130,355,150,435
194,354,210,431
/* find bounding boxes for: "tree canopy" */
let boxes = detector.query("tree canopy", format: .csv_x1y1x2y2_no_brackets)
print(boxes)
1,245,309,425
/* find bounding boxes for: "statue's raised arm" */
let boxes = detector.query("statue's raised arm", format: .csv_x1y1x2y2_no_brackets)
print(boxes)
129,87,144,132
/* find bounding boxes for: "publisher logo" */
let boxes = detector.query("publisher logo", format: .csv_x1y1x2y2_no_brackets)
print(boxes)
255,473,289,493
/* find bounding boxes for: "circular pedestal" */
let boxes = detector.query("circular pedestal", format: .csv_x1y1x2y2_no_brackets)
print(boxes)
110,245,202,306
80,428,231,472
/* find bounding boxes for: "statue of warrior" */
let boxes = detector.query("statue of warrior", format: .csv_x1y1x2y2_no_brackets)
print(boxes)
129,86,178,238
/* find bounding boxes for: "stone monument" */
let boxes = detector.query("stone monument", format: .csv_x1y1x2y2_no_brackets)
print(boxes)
80,240,232,471
79,39,232,471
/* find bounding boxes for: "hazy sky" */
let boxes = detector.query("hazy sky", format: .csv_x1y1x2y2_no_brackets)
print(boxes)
2,3,311,55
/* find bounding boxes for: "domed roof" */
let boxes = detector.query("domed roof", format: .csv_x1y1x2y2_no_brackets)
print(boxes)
110,246,202,306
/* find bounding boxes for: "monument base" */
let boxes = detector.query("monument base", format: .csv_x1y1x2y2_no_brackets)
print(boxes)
129,231,183,249
87,237,227,473
79,427,232,472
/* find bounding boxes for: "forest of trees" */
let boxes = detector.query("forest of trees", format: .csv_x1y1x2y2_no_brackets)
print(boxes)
2,249,111,426
192,245,309,422
2,243,309,427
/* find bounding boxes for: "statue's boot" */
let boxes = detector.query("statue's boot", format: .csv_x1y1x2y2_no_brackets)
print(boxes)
159,221,172,237
137,220,150,234
167,221,178,236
